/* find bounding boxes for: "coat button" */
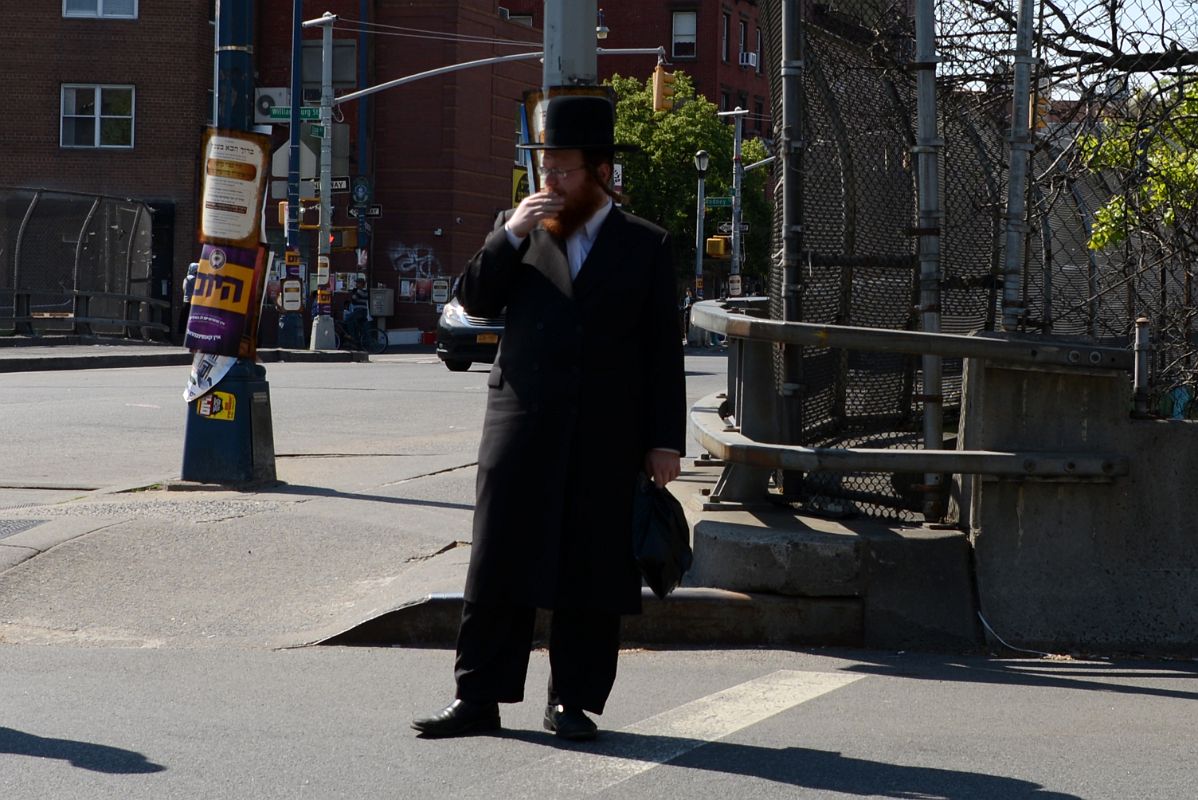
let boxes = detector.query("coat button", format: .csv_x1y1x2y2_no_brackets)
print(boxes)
536,322,545,330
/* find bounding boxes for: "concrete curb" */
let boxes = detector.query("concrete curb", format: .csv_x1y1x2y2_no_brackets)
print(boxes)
0,347,367,373
318,589,862,649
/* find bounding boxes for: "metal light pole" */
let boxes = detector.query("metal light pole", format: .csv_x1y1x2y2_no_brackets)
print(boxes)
543,0,598,87
694,149,709,300
277,0,306,349
306,12,337,350
719,107,749,295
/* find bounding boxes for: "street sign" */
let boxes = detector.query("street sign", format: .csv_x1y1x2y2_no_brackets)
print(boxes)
705,196,733,207
729,274,742,296
432,279,450,304
310,125,326,138
717,221,750,234
268,106,320,120
331,176,349,193
348,204,382,219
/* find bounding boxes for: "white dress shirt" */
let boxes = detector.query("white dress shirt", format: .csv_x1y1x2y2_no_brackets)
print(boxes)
504,199,614,280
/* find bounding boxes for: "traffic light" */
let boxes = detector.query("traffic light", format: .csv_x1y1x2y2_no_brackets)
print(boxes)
652,65,675,112
330,227,358,250
706,236,730,258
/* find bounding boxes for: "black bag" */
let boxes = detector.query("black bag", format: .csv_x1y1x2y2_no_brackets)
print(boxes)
631,473,693,599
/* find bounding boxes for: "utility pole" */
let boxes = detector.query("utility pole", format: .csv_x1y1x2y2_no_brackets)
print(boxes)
719,107,749,295
305,12,337,350
278,0,305,349
543,0,598,86
181,0,276,484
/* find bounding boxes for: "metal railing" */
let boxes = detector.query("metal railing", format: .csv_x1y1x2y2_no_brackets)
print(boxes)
2,289,169,339
690,299,1131,513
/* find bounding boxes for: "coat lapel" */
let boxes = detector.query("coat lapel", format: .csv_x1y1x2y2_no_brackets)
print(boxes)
572,207,623,299
526,228,573,300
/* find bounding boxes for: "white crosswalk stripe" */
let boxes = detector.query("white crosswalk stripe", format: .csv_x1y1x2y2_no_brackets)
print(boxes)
472,669,865,798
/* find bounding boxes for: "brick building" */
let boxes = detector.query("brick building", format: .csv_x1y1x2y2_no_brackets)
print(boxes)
6,2,766,337
6,1,215,327
256,0,541,334
503,0,772,136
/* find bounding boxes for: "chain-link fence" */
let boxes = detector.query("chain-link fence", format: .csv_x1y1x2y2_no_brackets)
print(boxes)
761,0,1198,519
0,187,164,338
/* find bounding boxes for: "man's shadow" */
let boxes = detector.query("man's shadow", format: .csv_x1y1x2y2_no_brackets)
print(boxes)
501,730,1081,799
0,727,165,774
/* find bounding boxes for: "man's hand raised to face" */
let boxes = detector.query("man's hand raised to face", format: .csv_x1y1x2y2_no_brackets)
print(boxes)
506,189,566,238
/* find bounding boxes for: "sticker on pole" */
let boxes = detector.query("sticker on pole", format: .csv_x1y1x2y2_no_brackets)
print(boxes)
196,391,237,421
183,352,237,403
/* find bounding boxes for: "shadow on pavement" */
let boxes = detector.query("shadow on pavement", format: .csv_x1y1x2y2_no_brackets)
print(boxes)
497,729,1080,798
273,483,476,512
840,654,1198,702
0,726,165,774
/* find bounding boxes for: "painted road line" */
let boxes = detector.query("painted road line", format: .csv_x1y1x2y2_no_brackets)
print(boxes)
473,669,864,798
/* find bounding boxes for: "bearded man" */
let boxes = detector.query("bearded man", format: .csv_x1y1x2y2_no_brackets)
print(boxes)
412,95,685,741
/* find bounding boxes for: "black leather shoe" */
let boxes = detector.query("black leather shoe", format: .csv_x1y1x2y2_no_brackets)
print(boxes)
411,699,500,737
543,704,598,741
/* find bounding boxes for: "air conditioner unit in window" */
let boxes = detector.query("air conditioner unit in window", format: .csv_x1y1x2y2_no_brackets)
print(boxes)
254,87,290,124
739,52,758,68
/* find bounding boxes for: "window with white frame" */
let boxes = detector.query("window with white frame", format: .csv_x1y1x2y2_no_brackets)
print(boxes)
61,85,135,148
721,13,730,62
64,0,137,18
672,11,697,58
756,28,763,74
739,20,747,63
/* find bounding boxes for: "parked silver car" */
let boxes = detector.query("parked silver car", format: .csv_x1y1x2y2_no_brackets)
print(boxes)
435,297,503,372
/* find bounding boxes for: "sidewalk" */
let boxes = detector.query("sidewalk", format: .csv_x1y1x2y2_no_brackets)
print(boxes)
0,340,975,654
0,336,370,372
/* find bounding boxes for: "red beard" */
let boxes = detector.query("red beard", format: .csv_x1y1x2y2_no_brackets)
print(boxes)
542,181,606,239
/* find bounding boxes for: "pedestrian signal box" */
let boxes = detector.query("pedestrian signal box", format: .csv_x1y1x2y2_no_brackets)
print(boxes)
706,236,730,258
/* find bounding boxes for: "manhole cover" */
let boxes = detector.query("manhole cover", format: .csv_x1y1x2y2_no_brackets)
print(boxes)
0,520,47,540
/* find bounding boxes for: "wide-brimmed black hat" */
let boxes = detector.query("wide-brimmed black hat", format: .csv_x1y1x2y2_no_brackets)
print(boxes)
517,95,637,151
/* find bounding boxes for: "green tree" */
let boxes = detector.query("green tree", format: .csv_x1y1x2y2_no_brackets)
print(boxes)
607,71,773,291
1080,82,1198,253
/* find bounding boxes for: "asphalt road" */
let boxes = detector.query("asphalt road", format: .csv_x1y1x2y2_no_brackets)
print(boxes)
1,351,1195,798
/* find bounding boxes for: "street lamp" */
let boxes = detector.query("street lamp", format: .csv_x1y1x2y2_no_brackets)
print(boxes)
693,149,709,300
596,8,609,40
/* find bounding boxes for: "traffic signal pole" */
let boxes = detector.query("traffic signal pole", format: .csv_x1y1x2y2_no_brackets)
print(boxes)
277,0,306,349
718,107,749,295
306,13,337,350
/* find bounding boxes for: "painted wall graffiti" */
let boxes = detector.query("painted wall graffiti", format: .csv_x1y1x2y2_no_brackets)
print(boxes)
389,241,440,279
388,240,443,302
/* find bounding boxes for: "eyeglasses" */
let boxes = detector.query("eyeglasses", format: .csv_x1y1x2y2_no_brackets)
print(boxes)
539,165,585,180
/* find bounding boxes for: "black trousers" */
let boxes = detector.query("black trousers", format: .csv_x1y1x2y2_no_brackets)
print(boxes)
453,601,621,715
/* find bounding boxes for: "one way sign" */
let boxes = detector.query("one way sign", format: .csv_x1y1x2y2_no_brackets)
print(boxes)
348,205,382,219
717,221,750,234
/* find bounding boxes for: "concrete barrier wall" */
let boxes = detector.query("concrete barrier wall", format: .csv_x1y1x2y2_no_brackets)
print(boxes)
961,360,1198,656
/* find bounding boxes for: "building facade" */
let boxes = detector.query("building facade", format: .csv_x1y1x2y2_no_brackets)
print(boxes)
6,1,215,328
6,2,765,337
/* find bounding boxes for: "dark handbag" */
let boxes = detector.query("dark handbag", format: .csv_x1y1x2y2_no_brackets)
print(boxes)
631,473,693,599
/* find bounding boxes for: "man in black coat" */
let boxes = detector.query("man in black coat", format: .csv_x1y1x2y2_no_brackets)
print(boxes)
412,95,686,741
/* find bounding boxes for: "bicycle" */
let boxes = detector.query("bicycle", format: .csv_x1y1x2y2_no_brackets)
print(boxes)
333,316,388,355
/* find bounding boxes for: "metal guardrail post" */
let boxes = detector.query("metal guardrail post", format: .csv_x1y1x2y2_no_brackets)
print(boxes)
914,0,945,521
712,336,780,503
1133,317,1150,416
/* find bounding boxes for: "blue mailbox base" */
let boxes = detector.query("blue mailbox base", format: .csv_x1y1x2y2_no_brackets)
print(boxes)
181,359,277,484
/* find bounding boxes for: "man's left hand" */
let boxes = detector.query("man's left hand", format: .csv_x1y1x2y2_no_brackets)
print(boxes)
644,449,681,486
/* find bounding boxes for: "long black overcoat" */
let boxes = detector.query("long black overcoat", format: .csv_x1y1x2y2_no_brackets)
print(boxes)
459,206,686,614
